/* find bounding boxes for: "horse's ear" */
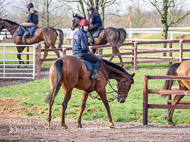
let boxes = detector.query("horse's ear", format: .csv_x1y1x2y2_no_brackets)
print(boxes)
131,73,135,78
73,14,75,18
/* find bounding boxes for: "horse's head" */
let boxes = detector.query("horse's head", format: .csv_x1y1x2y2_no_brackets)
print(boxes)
0,18,5,31
71,13,83,31
117,73,135,103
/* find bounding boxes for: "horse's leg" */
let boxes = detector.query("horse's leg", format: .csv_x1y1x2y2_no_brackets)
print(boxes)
61,89,72,129
16,46,25,68
52,46,60,58
167,81,186,126
77,91,88,128
110,47,123,66
41,43,48,64
98,89,114,128
45,100,54,128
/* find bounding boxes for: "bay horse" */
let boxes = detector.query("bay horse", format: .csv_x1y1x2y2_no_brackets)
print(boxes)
71,14,127,64
45,56,135,129
162,60,190,126
0,18,63,67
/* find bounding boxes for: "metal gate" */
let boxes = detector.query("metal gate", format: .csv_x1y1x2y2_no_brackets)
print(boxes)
0,44,36,79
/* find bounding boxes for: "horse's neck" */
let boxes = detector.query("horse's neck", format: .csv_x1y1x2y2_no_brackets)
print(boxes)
106,65,128,81
4,23,18,35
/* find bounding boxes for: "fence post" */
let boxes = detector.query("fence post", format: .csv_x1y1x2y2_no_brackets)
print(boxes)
134,42,137,71
167,94,172,117
143,75,148,125
26,46,29,64
61,48,66,57
89,46,93,53
179,39,183,62
132,41,134,66
35,44,41,80
169,42,172,65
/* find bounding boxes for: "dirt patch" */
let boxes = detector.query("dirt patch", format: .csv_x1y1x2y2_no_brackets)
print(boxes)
0,98,38,116
135,33,159,38
0,115,190,141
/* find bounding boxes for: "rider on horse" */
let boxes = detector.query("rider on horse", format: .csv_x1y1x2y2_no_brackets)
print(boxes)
20,2,38,37
87,6,103,44
72,18,102,81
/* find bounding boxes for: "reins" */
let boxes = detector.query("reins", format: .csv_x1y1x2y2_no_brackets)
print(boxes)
88,61,132,103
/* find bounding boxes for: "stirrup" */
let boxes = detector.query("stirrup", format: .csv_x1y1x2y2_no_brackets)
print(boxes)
91,74,100,81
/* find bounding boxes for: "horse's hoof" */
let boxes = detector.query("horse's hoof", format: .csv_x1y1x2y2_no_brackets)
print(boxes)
44,121,50,128
78,124,82,128
169,122,175,126
61,123,68,129
109,123,114,128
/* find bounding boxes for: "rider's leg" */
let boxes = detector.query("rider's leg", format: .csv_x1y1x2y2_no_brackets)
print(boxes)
88,25,99,43
81,53,102,81
20,23,37,37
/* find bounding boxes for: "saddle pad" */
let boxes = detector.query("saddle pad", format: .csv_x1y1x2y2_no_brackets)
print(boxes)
81,59,101,71
17,26,37,37
81,60,93,71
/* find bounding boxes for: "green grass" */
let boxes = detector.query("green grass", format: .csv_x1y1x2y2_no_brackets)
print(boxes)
1,34,190,125
0,64,190,125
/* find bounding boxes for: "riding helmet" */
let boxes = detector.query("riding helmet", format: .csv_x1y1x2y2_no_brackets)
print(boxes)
27,2,34,8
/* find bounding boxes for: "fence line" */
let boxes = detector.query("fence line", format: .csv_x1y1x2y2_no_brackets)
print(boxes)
143,75,190,125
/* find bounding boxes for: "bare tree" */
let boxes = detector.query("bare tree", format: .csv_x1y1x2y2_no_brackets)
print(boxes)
66,0,118,26
147,0,190,52
0,0,10,18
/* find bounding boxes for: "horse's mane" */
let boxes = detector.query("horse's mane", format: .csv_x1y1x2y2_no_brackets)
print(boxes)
3,19,19,25
102,59,131,76
74,14,83,20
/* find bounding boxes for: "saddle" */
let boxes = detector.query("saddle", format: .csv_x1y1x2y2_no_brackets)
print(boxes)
77,57,101,71
17,26,37,38
88,26,104,38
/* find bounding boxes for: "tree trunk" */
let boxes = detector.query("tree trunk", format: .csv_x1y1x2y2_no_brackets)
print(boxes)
100,0,105,27
79,0,86,17
161,0,168,56
46,0,49,26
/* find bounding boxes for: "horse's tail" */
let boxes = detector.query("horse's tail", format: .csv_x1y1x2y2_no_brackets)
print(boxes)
56,29,64,48
162,63,181,97
45,59,63,104
117,28,127,44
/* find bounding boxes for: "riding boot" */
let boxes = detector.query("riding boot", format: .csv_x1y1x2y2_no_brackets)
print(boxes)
87,31,94,43
91,68,100,81
20,25,29,37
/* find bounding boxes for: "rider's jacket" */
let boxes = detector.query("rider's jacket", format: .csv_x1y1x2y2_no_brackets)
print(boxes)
72,28,89,57
90,12,102,26
26,10,38,25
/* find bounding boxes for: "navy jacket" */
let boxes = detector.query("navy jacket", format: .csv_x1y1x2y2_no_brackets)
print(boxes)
72,28,89,57
90,12,102,26
26,10,38,25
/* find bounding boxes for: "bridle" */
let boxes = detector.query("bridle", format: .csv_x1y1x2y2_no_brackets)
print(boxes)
102,62,133,99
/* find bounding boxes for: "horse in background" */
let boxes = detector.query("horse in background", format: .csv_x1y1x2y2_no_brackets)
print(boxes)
45,56,135,129
162,60,190,126
71,14,127,65
0,18,63,67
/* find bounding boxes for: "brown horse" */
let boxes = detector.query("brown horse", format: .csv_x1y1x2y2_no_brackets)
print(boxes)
45,56,135,129
0,18,63,67
71,14,127,64
162,60,190,126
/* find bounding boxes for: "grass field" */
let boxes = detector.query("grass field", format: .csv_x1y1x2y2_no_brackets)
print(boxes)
1,34,190,125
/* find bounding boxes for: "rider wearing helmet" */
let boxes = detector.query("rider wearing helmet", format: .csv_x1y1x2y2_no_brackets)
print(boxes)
87,6,102,43
20,2,38,37
72,18,102,81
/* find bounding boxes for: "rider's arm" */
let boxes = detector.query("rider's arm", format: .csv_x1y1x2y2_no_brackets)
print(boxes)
81,34,89,52
26,12,32,22
90,13,95,25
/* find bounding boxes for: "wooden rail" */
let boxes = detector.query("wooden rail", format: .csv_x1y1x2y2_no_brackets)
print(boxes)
143,75,190,125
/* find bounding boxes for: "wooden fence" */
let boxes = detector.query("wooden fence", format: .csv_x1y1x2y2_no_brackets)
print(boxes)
143,75,190,125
